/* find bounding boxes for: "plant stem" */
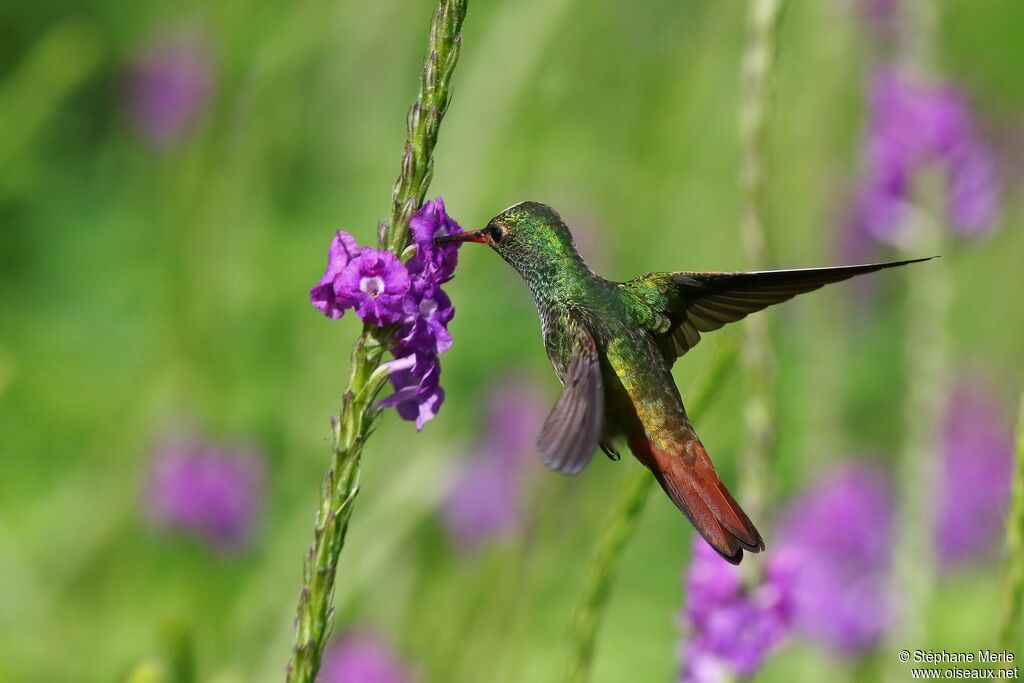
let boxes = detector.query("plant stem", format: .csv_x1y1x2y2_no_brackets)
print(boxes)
285,3,467,682
890,212,948,661
737,0,784,521
888,0,944,663
1001,393,1024,650
739,0,784,267
562,342,740,683
0,19,100,195
383,0,468,254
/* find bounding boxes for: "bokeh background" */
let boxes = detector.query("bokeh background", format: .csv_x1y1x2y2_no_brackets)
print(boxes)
1,0,1022,681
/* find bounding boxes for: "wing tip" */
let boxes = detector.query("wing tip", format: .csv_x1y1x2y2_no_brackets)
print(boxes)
898,254,940,265
851,254,938,269
540,449,588,476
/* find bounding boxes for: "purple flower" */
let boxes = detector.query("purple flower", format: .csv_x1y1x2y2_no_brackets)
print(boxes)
319,629,413,683
310,231,360,320
409,197,462,283
442,458,521,549
441,380,547,549
375,199,465,429
145,436,264,550
129,27,214,148
377,354,445,431
482,381,550,463
936,375,1015,569
394,281,455,355
679,538,793,683
947,141,1001,235
309,199,464,429
843,68,1000,255
335,248,410,326
772,463,893,657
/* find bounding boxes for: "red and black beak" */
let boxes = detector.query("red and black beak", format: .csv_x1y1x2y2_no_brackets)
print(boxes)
434,229,490,246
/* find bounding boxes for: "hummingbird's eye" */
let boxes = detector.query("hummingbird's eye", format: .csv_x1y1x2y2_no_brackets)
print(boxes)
488,225,505,244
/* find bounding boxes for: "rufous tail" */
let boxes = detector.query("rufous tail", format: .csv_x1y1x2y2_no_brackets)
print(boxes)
628,424,764,564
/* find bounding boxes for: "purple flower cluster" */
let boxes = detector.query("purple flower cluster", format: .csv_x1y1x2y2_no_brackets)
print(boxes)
441,379,547,550
936,375,1015,569
681,419,1012,673
843,68,1000,258
773,463,893,657
319,629,414,683
145,435,264,551
128,27,214,148
310,198,463,429
679,538,793,683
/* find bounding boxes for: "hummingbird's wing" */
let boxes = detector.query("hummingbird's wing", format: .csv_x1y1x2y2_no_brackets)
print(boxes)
622,257,933,364
537,316,604,475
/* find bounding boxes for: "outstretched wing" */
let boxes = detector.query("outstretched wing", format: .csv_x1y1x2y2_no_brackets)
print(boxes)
622,257,933,364
538,315,604,475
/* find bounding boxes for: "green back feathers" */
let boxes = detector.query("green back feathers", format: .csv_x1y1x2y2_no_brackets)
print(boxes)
618,274,674,335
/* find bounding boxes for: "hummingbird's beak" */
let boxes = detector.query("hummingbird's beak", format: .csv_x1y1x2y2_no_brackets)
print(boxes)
434,229,490,246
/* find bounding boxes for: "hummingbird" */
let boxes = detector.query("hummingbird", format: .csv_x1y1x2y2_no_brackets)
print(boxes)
436,201,929,564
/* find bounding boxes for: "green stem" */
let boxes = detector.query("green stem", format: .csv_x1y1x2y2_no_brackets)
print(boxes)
383,0,468,254
887,0,944,672
0,19,100,201
737,0,785,521
739,0,785,266
890,214,948,661
1001,394,1024,650
562,342,740,683
285,3,467,682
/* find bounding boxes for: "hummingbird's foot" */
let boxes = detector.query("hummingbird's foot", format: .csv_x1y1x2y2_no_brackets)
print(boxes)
600,441,621,461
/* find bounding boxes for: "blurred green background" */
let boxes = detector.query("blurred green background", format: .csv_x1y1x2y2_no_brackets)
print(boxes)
1,0,1022,681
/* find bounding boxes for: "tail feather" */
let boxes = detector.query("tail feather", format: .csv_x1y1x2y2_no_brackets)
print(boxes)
628,427,764,565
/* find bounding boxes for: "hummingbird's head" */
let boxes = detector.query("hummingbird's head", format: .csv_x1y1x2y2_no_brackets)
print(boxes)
435,201,586,281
